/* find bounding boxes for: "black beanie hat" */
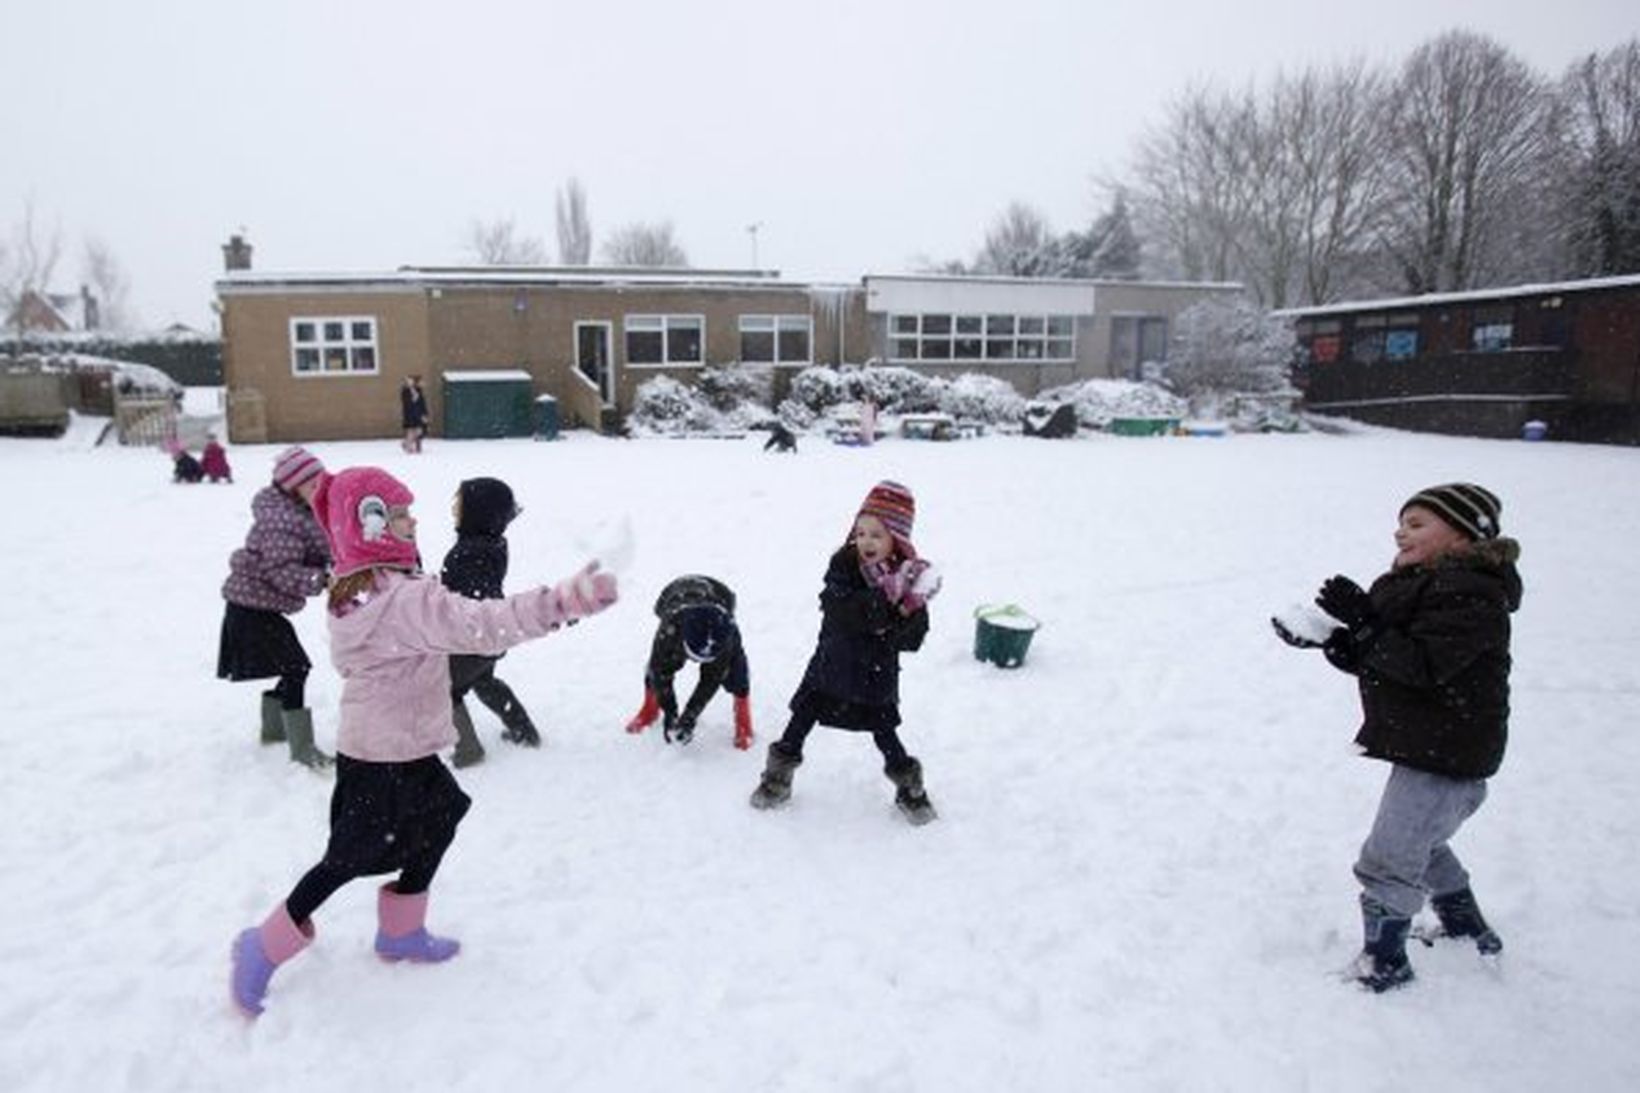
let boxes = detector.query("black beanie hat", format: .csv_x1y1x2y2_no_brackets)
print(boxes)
1401,482,1502,541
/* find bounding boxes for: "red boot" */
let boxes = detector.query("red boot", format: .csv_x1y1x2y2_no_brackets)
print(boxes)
733,694,754,750
626,689,660,734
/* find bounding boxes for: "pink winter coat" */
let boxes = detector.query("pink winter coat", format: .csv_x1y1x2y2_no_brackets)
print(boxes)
328,569,585,761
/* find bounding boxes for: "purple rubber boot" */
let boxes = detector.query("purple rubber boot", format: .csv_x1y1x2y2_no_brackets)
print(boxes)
374,884,461,963
230,904,313,1017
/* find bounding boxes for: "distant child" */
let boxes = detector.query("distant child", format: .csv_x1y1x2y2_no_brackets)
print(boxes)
216,446,331,767
439,477,540,767
168,436,204,484
1274,483,1521,992
230,466,618,1018
624,574,754,749
763,422,798,453
201,433,233,483
749,481,943,823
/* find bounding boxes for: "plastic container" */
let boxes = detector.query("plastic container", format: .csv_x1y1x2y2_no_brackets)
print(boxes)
973,604,1041,669
534,394,560,440
1522,419,1548,442
1109,417,1178,437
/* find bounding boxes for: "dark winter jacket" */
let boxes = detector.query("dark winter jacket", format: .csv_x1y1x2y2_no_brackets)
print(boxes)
400,382,428,430
646,575,748,719
1335,537,1522,780
221,485,332,614
439,478,518,601
790,546,928,728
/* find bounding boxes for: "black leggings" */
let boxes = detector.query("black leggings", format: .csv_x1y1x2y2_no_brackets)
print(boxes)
265,671,308,711
776,713,909,768
284,847,450,925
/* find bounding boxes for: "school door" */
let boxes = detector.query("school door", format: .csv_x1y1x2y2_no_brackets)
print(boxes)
576,322,614,406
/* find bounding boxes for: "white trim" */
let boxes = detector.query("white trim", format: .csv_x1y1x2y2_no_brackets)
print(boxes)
289,315,380,377
1307,393,1572,408
574,320,615,405
622,313,706,367
1275,273,1640,319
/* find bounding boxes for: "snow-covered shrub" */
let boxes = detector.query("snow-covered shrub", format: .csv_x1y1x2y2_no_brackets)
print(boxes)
1163,298,1295,415
784,366,850,416
627,373,776,435
696,363,773,413
938,373,1027,424
853,365,942,413
1036,378,1186,428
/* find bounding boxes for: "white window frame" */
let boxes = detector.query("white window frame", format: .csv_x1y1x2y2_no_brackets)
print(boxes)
290,315,380,376
738,314,813,365
887,312,1075,363
624,314,705,367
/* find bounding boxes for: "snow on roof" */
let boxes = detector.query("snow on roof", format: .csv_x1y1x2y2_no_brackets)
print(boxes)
1274,273,1640,319
215,266,822,293
442,369,532,382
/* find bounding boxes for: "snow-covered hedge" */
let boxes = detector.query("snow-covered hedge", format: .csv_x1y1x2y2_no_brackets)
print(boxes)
1035,378,1186,427
626,368,779,436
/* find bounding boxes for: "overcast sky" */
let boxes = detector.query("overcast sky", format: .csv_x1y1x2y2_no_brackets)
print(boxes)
3,0,1635,330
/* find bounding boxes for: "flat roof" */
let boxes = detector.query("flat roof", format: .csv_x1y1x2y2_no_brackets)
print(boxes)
1275,273,1640,319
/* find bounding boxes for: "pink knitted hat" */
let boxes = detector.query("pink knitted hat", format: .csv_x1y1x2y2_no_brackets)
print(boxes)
853,480,917,558
272,446,325,492
312,466,419,578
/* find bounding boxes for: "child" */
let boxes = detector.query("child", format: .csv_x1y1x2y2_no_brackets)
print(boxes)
201,432,233,483
439,476,540,767
168,436,204,484
1275,482,1521,992
624,574,754,749
229,466,618,1018
216,446,332,768
749,481,943,823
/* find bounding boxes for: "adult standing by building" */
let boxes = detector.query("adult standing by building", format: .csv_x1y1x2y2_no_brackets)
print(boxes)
400,376,428,453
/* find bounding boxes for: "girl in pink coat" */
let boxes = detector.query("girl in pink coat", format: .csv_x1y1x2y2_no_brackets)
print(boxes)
230,466,619,1018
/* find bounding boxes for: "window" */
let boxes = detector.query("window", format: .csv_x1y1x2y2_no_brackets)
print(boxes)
1470,305,1513,351
290,316,379,375
888,313,1077,363
738,315,812,364
624,315,703,366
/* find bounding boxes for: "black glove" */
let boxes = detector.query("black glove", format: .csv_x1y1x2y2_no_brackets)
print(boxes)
1322,627,1363,674
1316,576,1374,629
665,711,696,745
1271,617,1322,649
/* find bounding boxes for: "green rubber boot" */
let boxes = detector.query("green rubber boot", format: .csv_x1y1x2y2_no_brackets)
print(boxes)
451,701,486,769
259,693,286,745
282,707,333,770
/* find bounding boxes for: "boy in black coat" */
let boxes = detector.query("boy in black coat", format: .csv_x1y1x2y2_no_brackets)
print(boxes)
624,575,754,749
1276,482,1522,992
439,477,539,766
750,481,943,824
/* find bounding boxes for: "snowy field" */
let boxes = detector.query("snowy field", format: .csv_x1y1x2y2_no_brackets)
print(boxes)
3,416,1639,1092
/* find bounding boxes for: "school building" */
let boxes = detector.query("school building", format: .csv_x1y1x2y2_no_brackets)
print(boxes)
214,254,1241,443
1278,274,1640,444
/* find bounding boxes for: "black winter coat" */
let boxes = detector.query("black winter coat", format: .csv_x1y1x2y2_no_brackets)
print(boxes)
400,383,428,430
439,478,518,601
646,575,748,716
1341,537,1522,779
790,546,928,731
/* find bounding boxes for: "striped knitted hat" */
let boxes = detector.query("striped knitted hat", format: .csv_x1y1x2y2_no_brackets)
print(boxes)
1401,482,1502,541
856,480,917,558
272,446,325,492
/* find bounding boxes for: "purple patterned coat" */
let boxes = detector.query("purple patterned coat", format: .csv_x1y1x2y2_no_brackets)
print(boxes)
221,486,331,614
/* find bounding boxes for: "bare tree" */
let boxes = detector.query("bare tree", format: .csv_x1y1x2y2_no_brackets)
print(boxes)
82,237,132,331
1377,31,1552,294
465,217,547,265
972,202,1062,276
555,178,592,265
1553,40,1640,276
600,221,688,266
2,198,64,344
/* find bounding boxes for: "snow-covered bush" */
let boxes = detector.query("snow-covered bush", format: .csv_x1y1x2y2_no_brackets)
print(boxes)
627,371,776,436
854,365,942,413
938,373,1027,424
784,366,851,416
696,363,773,413
1036,378,1186,427
1163,298,1295,415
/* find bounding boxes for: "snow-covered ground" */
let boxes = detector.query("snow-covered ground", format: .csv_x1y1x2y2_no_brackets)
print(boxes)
3,417,1638,1092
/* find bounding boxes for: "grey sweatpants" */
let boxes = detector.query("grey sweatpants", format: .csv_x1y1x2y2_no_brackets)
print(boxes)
1354,764,1489,918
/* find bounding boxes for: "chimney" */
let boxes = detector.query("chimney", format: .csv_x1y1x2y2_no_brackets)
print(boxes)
222,233,253,272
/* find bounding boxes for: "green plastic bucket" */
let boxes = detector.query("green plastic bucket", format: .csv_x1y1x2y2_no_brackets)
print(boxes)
973,604,1041,669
